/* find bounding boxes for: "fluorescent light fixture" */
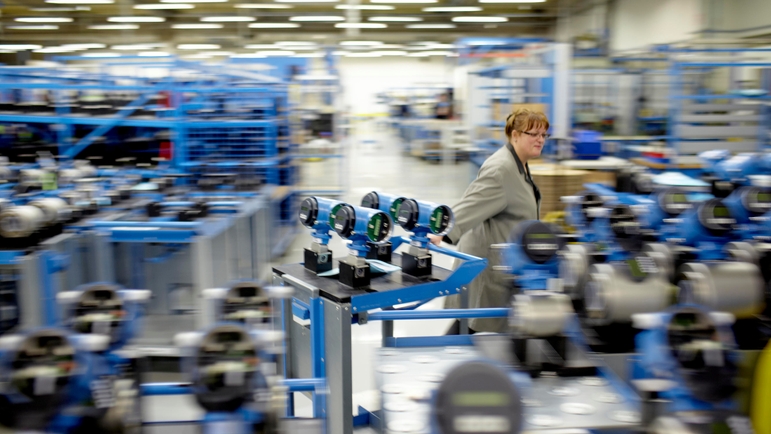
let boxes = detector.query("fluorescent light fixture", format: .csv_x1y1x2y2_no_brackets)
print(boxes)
276,41,316,46
30,7,91,11
372,50,407,55
112,44,166,50
249,23,301,28
45,0,113,3
88,24,140,29
275,0,338,2
245,44,279,49
335,23,387,28
201,16,256,22
62,43,106,49
178,44,221,49
370,0,437,3
340,40,383,46
423,6,481,11
295,52,324,57
423,43,456,49
406,24,456,28
452,16,507,22
336,4,393,9
15,17,73,23
34,47,78,53
182,54,213,59
134,3,195,9
139,51,171,57
414,50,454,56
231,53,267,58
203,51,236,56
478,0,544,2
160,0,226,2
82,52,122,57
465,39,507,45
379,44,406,48
235,3,293,7
8,25,60,30
369,16,422,22
173,23,223,29
332,50,348,55
345,52,381,57
256,50,296,56
0,44,43,50
290,16,345,21
109,16,166,22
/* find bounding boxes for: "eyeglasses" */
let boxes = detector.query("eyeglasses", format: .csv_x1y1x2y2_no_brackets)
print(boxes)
520,131,551,140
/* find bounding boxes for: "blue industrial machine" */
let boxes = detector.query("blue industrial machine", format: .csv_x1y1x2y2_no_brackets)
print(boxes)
176,323,278,434
700,150,771,188
632,306,752,431
493,220,563,292
395,197,454,277
564,190,605,241
333,204,393,288
361,190,407,262
299,196,348,274
0,327,122,433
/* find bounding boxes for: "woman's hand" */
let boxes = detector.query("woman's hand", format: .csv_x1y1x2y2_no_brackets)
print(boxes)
428,234,443,246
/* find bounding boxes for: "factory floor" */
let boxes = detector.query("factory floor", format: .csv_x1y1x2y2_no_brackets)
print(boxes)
142,121,476,431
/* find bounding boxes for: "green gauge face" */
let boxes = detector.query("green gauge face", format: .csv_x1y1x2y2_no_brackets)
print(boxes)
452,391,510,407
699,199,735,234
389,198,404,221
745,187,771,215
366,212,391,242
430,205,452,235
713,205,729,218
329,203,344,227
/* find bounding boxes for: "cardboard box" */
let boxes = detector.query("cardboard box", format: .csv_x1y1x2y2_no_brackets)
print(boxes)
529,164,588,215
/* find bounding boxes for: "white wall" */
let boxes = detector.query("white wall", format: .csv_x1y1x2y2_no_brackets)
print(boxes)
337,56,456,116
715,0,771,34
610,0,704,52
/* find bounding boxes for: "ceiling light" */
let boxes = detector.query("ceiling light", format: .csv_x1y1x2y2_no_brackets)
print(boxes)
378,44,405,48
345,52,381,57
332,50,348,55
275,0,339,2
295,52,324,57
424,6,481,11
62,43,106,49
370,0,437,3
249,23,301,28
30,7,91,11
8,25,60,30
478,0,544,2
15,17,73,23
45,0,113,4
406,24,456,28
369,16,422,22
112,44,165,50
336,4,394,9
139,51,171,57
173,23,223,29
82,52,122,57
372,50,407,55
161,0,227,3
34,47,78,53
276,41,316,46
340,40,383,46
178,44,221,49
335,23,387,28
452,16,508,22
201,16,256,22
182,54,213,59
88,24,140,29
108,17,166,23
235,3,294,7
0,44,43,51
231,53,267,58
203,51,236,56
256,50,296,56
245,44,278,49
424,43,456,49
134,3,195,9
290,16,344,21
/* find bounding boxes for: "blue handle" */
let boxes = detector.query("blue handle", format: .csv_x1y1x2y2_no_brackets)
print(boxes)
368,308,509,321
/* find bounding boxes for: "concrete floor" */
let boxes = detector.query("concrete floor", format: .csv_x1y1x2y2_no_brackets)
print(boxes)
143,120,477,432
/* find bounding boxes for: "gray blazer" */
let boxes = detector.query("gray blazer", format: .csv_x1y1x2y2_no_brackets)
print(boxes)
444,144,540,332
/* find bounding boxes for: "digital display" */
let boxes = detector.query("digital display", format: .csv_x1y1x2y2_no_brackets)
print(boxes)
758,193,771,202
713,205,730,218
627,259,645,279
672,194,687,202
452,391,509,407
526,233,553,239
372,215,381,234
216,332,242,344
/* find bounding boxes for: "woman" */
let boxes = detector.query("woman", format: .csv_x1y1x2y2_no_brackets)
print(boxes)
430,108,548,333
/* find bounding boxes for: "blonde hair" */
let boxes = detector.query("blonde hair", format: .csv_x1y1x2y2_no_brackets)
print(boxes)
505,108,550,139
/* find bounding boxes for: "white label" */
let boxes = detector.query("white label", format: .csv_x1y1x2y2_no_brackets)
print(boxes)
94,320,111,336
225,370,245,386
454,415,510,433
707,218,735,225
34,375,56,396
527,243,557,251
90,377,116,408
